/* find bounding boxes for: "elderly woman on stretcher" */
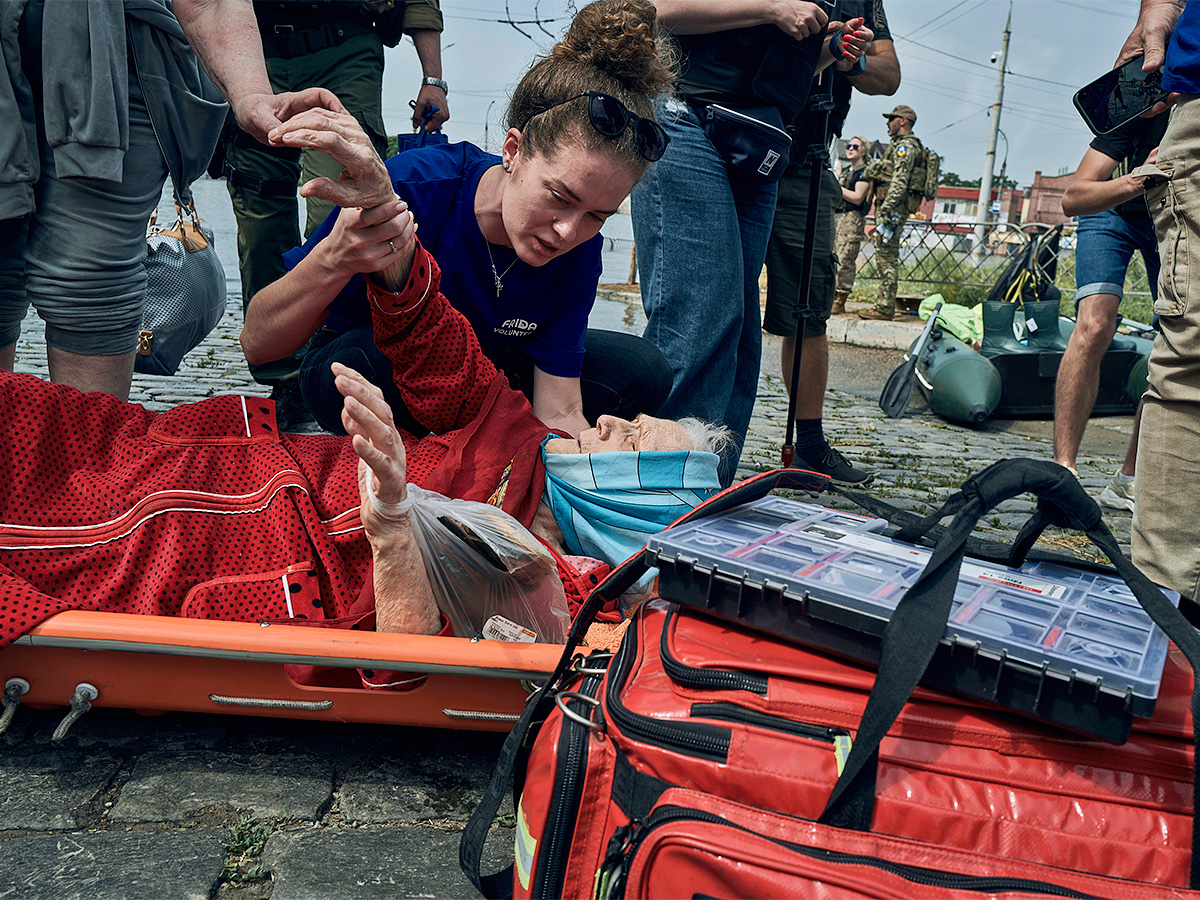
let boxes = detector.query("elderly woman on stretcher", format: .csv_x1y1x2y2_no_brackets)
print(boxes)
0,20,728,687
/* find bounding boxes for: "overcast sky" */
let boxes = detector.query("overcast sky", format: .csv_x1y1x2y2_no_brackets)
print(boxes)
378,0,1144,189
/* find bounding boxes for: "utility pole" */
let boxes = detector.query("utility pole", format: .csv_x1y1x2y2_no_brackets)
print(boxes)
484,100,497,151
974,3,1011,251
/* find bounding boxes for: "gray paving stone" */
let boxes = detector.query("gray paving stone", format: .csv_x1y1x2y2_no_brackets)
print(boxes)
0,827,227,900
110,750,333,824
261,824,512,900
339,731,503,824
34,709,228,752
0,750,119,830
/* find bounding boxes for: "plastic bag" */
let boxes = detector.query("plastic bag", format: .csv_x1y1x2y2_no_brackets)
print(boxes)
404,486,570,644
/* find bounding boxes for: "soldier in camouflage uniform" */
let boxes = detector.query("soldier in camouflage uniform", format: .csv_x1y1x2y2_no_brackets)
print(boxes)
832,135,870,314
860,104,921,320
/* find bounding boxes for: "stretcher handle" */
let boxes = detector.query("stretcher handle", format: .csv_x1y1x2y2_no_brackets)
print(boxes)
817,458,1200,891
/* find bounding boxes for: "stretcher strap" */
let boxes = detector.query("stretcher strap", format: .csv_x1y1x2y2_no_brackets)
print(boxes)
818,458,1200,890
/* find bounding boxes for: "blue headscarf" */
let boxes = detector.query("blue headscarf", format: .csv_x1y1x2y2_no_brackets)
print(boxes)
541,437,721,590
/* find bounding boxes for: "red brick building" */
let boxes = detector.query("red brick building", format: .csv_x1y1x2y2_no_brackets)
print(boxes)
1024,170,1076,225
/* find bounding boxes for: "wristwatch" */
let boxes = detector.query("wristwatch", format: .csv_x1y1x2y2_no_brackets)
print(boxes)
422,76,449,94
847,54,867,77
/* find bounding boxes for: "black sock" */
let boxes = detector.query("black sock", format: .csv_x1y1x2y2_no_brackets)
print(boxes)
793,419,828,462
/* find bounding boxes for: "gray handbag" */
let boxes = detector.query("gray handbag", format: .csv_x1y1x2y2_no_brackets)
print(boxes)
138,195,227,376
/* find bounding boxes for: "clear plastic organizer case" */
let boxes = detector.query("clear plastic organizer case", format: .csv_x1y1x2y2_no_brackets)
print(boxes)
646,496,1177,742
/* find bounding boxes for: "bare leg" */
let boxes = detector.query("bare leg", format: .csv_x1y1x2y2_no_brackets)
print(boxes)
334,361,441,635
46,346,137,401
1053,294,1120,470
0,343,14,371
780,334,830,420
1121,399,1143,478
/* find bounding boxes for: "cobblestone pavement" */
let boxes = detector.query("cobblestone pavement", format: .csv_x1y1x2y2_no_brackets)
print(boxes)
0,281,1134,898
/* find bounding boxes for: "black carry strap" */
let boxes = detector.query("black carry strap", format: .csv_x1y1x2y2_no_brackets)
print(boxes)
459,468,828,897
814,458,1200,890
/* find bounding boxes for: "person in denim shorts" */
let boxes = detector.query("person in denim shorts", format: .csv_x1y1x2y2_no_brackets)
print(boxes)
1055,110,1165,512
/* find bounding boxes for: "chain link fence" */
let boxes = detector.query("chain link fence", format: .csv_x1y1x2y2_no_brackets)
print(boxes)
609,218,1155,320
852,219,1154,313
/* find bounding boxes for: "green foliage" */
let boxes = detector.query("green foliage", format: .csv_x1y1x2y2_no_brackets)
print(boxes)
221,814,291,887
938,171,1017,190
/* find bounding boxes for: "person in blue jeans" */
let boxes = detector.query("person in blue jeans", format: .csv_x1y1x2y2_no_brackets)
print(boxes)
632,1,867,485
1055,110,1166,511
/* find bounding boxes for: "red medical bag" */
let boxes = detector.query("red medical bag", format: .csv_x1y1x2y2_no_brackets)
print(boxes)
461,462,1200,899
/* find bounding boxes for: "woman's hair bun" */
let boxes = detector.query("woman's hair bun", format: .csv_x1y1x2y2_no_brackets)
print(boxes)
551,0,674,97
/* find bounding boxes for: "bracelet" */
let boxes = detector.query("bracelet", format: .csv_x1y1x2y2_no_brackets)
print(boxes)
421,76,448,94
828,28,846,60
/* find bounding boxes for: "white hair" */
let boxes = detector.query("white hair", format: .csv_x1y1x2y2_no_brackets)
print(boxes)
676,417,733,457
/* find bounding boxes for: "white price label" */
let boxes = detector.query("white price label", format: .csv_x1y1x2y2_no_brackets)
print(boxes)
482,615,537,643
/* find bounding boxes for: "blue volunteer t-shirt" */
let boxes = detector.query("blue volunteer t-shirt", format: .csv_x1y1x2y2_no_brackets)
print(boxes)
1164,3,1200,94
283,141,602,377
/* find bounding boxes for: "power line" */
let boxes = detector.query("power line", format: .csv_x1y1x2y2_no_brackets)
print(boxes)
898,0,989,43
897,0,972,42
896,35,1079,90
1050,0,1137,19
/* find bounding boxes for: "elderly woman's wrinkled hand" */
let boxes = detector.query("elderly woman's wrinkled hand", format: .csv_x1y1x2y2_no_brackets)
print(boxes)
333,362,411,538
270,109,395,210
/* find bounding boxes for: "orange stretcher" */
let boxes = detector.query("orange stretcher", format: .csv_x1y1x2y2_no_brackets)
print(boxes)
1,611,567,732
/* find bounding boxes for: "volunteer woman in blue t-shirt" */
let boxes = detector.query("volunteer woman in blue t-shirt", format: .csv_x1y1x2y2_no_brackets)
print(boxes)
240,0,674,438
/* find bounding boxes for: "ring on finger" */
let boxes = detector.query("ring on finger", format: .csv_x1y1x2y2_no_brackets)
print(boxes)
388,240,397,253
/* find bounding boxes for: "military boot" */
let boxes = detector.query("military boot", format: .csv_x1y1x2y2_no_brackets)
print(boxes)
831,291,848,315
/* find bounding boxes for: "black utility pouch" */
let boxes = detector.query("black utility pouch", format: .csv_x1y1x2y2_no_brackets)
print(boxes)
698,104,792,185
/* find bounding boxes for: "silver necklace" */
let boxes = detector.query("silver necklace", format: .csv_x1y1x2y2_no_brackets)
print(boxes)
484,239,519,297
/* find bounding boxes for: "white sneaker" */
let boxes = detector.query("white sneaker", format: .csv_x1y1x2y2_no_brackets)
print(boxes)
1099,471,1135,513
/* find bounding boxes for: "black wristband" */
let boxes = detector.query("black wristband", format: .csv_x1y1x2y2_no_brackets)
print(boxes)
829,28,846,60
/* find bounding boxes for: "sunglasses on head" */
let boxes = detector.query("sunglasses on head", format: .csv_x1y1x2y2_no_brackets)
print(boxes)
523,91,669,162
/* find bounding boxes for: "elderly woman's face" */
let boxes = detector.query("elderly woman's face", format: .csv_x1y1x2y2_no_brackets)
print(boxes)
500,134,640,266
545,414,694,454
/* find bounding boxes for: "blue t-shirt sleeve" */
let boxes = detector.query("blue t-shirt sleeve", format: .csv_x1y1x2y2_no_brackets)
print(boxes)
1164,3,1200,94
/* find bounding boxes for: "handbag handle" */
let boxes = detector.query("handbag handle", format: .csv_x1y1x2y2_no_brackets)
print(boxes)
815,458,1200,889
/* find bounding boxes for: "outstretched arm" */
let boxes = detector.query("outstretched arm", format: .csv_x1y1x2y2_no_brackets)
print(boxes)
174,0,348,144
335,363,441,635
1062,147,1154,217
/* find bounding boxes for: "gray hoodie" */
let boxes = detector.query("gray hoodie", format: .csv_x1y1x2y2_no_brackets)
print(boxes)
0,0,227,219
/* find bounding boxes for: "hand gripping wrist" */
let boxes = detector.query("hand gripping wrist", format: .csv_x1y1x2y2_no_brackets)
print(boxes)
828,28,846,60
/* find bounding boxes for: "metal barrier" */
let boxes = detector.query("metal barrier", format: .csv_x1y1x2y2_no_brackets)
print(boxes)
611,218,1154,309
852,219,1153,306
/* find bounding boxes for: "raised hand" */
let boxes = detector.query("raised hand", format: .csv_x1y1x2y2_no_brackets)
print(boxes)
269,109,395,210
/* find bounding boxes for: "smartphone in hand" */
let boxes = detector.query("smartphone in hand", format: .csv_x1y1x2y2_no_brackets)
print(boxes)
1073,55,1169,135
